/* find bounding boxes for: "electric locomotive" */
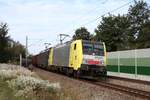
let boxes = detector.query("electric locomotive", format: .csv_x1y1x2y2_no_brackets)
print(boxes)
32,40,107,78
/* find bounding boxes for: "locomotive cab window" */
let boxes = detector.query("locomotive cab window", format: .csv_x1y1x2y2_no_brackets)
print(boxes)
82,41,104,56
94,44,104,56
74,44,77,50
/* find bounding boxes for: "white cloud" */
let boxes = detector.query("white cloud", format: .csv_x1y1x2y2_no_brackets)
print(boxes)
0,0,146,54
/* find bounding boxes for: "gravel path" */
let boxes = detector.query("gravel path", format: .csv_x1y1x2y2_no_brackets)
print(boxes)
33,67,146,100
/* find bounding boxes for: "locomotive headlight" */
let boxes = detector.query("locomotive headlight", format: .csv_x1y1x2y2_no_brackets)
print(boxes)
101,61,104,65
83,59,88,64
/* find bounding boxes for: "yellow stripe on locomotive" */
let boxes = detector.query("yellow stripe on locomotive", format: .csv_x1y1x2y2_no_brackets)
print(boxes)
48,48,53,65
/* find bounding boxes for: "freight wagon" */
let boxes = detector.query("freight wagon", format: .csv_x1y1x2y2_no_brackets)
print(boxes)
36,49,49,68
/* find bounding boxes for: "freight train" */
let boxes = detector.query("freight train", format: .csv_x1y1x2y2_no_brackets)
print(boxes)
32,40,107,78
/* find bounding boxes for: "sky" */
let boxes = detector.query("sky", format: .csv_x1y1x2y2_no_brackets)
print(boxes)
0,0,149,54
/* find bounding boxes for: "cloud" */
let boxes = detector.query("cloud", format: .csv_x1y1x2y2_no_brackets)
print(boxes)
0,0,145,54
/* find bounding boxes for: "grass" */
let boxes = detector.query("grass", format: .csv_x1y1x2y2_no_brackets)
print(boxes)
0,79,25,100
0,64,61,100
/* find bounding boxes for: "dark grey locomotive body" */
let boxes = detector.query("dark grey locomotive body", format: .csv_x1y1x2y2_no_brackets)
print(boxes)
53,42,71,67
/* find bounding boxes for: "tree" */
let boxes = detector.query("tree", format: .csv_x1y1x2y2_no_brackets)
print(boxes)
95,14,130,51
0,22,26,63
127,0,150,49
0,22,10,62
0,23,9,50
136,22,150,48
73,27,92,40
9,41,26,57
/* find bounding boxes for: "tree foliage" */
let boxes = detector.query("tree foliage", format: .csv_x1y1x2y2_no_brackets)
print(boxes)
0,23,9,50
137,22,150,48
94,0,150,51
73,27,92,40
0,22,26,63
9,41,26,59
95,15,130,51
0,23,10,62
128,0,150,49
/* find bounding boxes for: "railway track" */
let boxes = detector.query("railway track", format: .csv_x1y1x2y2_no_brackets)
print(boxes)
107,75,150,85
81,79,150,99
34,67,150,99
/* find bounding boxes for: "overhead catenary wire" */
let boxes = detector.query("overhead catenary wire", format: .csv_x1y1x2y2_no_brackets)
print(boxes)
70,0,109,23
50,0,134,44
31,0,134,54
28,39,44,47
81,1,133,26
66,0,134,35
57,0,110,43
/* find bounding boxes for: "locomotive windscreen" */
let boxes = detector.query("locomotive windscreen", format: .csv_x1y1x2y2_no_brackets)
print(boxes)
82,41,104,56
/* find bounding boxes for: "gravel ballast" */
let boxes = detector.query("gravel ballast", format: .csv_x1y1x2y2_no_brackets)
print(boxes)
107,78,150,92
33,67,146,100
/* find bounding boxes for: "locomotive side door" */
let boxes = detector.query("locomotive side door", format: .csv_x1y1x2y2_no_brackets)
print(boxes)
74,43,78,67
69,40,83,70
69,42,77,69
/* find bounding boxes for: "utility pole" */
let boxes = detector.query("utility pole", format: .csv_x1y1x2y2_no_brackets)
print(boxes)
59,34,70,44
26,36,28,67
20,54,22,66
